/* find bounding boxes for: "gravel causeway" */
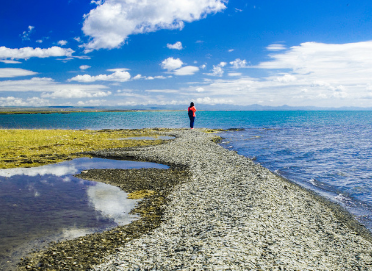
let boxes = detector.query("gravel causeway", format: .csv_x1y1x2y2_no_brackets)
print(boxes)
89,129,372,270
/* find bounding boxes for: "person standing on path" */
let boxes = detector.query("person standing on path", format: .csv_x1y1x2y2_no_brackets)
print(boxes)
188,102,196,129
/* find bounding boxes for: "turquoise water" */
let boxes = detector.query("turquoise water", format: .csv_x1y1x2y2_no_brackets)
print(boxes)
1,111,372,231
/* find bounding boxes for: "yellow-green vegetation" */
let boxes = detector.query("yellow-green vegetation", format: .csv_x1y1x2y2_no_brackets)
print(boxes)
203,128,224,133
127,189,156,199
0,128,170,169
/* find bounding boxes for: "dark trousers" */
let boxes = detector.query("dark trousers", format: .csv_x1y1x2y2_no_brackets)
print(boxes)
189,116,195,128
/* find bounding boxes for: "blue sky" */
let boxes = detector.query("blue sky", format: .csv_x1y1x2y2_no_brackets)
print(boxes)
1,0,372,108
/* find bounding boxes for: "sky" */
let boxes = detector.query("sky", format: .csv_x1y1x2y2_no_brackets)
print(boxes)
1,0,372,108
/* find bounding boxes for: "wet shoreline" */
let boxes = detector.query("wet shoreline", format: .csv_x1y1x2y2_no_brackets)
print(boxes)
18,129,372,270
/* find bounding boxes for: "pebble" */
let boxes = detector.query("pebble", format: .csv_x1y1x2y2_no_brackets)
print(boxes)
90,129,372,270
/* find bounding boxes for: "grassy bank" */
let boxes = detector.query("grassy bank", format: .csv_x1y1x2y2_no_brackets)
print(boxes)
0,128,170,169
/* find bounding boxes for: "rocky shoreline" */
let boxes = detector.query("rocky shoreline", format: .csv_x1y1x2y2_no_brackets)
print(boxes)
20,129,372,270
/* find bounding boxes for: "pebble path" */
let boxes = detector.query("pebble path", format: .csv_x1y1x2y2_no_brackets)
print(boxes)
92,129,372,270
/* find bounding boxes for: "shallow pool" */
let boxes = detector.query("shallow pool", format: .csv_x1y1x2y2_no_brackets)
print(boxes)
0,157,168,270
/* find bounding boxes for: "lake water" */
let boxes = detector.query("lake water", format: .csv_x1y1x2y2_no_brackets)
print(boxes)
1,111,372,245
0,157,168,270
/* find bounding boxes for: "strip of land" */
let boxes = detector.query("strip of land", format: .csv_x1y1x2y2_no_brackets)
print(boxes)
19,129,372,270
0,128,168,169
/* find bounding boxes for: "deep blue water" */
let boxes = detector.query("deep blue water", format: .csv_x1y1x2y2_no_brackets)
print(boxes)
1,111,372,231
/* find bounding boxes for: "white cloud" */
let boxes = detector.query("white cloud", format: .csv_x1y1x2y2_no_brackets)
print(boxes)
196,87,204,92
195,96,233,105
275,74,297,83
230,58,247,69
36,40,43,43
91,0,103,5
204,62,226,77
0,46,74,60
145,89,178,93
161,57,183,71
0,68,37,78
228,72,242,77
167,41,183,50
0,59,22,64
173,66,199,76
266,43,286,51
184,41,372,107
69,69,131,82
42,89,111,98
133,74,167,80
200,64,207,69
74,37,82,43
0,96,49,107
58,40,68,46
82,0,227,51
80,65,91,70
21,26,34,41
0,77,110,99
258,41,372,76
228,49,234,52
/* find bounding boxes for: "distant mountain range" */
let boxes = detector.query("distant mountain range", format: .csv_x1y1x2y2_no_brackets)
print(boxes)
2,104,372,112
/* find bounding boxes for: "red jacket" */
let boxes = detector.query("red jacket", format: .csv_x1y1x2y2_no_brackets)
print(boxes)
188,106,196,117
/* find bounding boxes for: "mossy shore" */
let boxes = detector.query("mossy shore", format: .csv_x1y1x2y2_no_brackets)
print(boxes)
0,128,171,169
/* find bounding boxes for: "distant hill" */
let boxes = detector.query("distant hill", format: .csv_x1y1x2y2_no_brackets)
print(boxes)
2,104,372,112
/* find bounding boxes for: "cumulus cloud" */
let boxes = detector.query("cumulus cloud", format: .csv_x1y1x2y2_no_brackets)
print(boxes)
21,26,34,41
91,0,103,5
258,41,372,75
204,62,227,77
0,46,74,60
161,57,199,75
82,0,227,51
0,68,37,78
58,40,68,46
42,89,111,98
79,65,91,70
161,57,183,71
173,66,199,76
187,41,372,107
230,58,247,69
275,74,297,83
0,77,110,99
69,69,130,82
167,41,183,50
0,96,49,107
